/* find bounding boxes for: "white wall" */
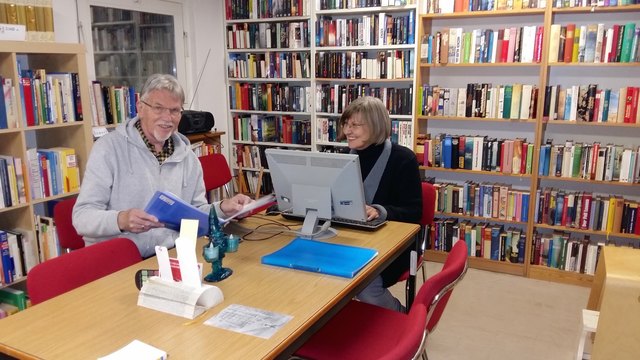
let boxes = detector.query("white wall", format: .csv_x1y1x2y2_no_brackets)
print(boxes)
52,0,231,158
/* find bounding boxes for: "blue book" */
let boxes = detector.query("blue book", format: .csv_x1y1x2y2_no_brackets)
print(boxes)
521,193,530,222
0,230,13,284
490,225,502,261
442,135,452,168
261,238,378,278
144,191,209,236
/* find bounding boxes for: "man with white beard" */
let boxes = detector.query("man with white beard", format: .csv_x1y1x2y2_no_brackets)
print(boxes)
73,74,250,258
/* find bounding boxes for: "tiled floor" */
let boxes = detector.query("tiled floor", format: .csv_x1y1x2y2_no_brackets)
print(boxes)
389,262,591,360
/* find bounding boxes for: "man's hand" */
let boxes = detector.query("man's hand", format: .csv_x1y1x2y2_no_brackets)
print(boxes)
220,194,253,217
118,209,164,233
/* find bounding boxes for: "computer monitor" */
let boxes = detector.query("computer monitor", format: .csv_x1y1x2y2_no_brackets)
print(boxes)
264,148,367,238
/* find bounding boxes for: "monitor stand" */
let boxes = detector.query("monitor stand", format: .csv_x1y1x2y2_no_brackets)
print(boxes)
298,209,337,240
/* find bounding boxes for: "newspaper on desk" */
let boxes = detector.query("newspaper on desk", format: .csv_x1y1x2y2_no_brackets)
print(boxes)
204,304,293,339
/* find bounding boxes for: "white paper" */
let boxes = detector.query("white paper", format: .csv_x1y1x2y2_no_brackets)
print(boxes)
204,304,293,339
155,246,172,281
220,194,275,223
175,219,201,287
137,277,223,319
98,339,167,360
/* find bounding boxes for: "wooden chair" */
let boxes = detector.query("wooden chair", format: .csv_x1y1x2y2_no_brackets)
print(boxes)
293,240,468,360
53,197,85,252
27,238,142,305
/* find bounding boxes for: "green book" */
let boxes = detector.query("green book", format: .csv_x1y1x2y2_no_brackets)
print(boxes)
502,85,513,119
572,144,583,178
526,143,534,174
0,287,27,311
620,22,636,63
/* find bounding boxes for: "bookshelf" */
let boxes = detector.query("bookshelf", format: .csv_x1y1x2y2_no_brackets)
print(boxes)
91,6,177,91
223,0,419,195
224,0,313,196
415,2,640,287
0,41,93,290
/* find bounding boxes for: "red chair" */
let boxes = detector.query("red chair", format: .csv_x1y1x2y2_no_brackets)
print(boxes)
198,153,233,201
27,238,142,305
293,240,468,360
53,197,85,252
397,181,437,308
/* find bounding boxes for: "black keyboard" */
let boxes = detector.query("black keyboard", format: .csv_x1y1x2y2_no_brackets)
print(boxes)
281,212,387,231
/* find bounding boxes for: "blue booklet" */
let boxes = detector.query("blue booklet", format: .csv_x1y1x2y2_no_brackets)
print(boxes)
261,238,378,278
144,191,209,236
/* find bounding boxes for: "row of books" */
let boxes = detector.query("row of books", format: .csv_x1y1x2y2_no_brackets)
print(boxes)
418,83,539,120
534,188,640,234
190,141,222,158
0,217,60,286
316,50,414,80
232,169,275,196
0,155,27,209
228,52,312,80
423,0,546,14
89,82,138,127
433,181,531,222
316,117,412,147
538,142,639,183
0,0,55,42
544,84,639,123
318,0,415,10
530,232,602,275
17,69,83,127
316,84,413,114
549,23,640,64
26,147,80,200
92,25,136,53
226,21,310,50
429,220,527,263
232,114,312,145
553,0,640,9
316,12,415,47
229,83,312,113
225,0,310,20
421,26,544,65
390,120,413,148
424,134,535,175
232,144,266,170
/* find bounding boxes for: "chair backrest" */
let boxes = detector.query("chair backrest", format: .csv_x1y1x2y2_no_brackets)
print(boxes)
198,153,232,192
27,238,142,305
53,197,85,251
420,182,436,226
410,240,468,350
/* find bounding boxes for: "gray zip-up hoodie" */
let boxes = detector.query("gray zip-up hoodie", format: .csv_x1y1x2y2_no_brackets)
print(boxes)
73,117,213,258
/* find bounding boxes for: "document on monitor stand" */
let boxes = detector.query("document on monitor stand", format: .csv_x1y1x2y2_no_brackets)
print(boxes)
204,304,293,339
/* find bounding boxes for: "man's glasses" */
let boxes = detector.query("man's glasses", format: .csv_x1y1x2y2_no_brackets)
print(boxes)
141,100,183,117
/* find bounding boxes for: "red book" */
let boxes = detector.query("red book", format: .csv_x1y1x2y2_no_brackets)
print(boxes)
580,193,593,229
521,141,528,174
561,194,571,227
631,86,639,124
20,77,36,127
624,86,636,123
593,89,601,122
534,26,544,63
608,25,621,63
564,24,576,63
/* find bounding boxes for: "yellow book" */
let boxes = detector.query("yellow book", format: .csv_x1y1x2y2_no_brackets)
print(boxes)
42,0,54,41
510,83,522,120
605,196,616,232
5,2,18,24
14,0,26,28
49,147,79,193
23,0,35,31
572,27,581,62
0,1,7,24
513,0,523,9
